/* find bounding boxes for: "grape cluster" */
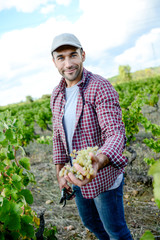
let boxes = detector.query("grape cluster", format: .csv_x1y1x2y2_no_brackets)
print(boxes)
59,146,101,180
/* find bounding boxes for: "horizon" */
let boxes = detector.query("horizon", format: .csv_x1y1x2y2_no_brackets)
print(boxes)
1,65,160,108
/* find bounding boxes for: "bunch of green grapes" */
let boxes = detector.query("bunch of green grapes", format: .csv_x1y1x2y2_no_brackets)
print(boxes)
59,146,101,180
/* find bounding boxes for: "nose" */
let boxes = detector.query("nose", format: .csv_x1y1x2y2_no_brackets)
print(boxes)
65,57,72,68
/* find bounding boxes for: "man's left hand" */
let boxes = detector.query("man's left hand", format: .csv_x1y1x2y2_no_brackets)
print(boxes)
64,152,103,187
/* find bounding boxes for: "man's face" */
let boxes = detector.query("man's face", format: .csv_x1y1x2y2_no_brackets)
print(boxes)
52,45,85,86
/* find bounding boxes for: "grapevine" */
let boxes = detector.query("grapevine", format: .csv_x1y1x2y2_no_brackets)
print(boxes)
0,72,160,239
0,112,57,239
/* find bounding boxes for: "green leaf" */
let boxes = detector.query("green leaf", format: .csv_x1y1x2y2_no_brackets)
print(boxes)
12,181,22,191
148,161,160,175
20,189,33,204
22,174,30,186
0,162,6,171
140,230,155,240
20,217,35,238
0,152,7,161
19,157,30,170
0,198,10,222
5,129,14,141
154,185,160,201
22,171,36,185
144,158,156,166
10,201,23,215
0,232,5,240
22,224,35,238
10,188,19,200
0,132,5,142
4,213,21,231
21,214,33,224
12,173,22,182
7,149,15,160
2,185,12,198
154,173,160,187
148,161,160,203
26,171,36,183
44,225,58,239
155,199,160,209
0,138,8,147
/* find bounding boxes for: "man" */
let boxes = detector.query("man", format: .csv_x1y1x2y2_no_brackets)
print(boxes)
50,33,132,240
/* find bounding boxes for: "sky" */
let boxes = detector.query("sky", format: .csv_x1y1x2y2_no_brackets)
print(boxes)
0,0,160,106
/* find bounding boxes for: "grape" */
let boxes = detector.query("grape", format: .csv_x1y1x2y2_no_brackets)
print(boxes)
59,146,101,180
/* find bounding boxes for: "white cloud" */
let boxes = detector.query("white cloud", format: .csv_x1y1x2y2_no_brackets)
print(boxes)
40,4,55,14
0,0,71,12
0,17,76,105
0,68,59,105
55,0,72,6
115,28,160,71
1,0,160,105
0,0,50,12
75,0,158,59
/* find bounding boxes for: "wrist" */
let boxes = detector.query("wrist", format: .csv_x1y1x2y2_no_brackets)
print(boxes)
97,153,110,171
56,164,65,179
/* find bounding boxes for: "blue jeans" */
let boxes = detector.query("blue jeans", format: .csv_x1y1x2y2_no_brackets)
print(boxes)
73,179,132,240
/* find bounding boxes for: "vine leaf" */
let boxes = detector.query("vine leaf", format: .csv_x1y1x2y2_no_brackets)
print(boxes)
19,157,30,170
20,189,33,204
140,230,155,240
0,132,5,142
4,213,21,231
148,160,160,208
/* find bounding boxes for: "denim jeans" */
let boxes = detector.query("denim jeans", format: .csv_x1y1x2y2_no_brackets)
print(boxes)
73,179,132,240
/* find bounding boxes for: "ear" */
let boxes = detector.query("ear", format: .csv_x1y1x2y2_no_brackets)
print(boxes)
52,57,57,67
82,51,86,62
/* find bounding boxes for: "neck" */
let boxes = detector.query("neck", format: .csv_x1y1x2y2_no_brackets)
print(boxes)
66,71,83,88
66,79,80,88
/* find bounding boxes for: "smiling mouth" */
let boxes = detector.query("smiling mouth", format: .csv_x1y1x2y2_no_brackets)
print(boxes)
65,68,77,74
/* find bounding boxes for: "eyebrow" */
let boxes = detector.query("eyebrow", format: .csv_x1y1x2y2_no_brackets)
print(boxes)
56,54,63,59
56,51,78,59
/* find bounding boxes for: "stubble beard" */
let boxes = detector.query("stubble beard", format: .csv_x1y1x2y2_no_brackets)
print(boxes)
61,64,83,82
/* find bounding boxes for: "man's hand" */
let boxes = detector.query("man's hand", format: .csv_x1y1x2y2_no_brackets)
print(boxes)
64,152,109,187
56,164,73,194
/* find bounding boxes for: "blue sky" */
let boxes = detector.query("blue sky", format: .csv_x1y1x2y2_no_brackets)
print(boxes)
0,0,160,106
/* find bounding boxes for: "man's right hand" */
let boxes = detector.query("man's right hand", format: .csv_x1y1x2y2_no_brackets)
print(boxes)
58,176,73,193
56,164,73,195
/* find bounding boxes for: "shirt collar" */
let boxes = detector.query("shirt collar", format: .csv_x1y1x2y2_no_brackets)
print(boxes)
77,68,88,87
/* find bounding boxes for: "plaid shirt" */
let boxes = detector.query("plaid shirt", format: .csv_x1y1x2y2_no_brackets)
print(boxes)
50,68,128,199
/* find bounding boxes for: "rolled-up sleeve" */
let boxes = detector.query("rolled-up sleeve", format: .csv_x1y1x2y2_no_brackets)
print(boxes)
50,89,70,165
95,81,128,169
52,130,70,165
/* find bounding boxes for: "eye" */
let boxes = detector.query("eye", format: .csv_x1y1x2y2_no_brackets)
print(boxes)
58,56,64,60
71,53,77,58
56,55,64,61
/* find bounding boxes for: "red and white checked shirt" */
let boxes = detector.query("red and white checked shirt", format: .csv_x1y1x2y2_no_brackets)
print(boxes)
50,68,128,199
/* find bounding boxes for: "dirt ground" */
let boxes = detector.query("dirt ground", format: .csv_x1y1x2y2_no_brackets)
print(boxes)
25,105,160,240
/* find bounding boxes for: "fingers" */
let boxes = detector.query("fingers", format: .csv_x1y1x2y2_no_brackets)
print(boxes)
63,152,99,187
59,177,72,192
89,151,94,159
64,171,90,187
64,184,72,193
89,152,98,163
74,163,85,175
